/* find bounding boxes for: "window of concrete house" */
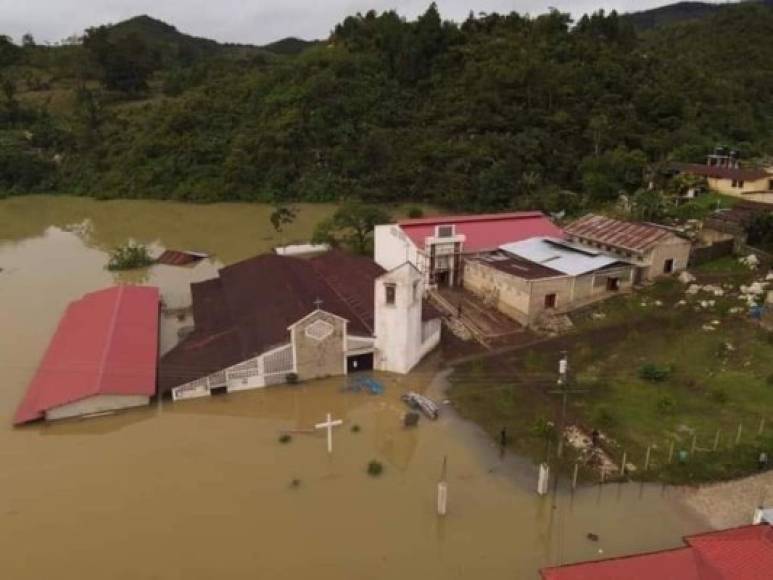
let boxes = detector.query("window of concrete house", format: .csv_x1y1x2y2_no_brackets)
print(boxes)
664,259,674,274
544,293,557,308
607,277,620,291
768,179,773,191
739,180,745,188
385,283,396,305
436,225,455,238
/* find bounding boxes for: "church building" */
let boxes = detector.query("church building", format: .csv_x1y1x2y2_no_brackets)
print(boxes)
159,250,441,401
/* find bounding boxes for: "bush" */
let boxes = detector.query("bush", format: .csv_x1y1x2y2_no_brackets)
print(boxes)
106,241,154,271
530,416,555,439
656,395,677,414
639,363,671,382
351,424,361,433
593,405,616,428
406,205,424,219
285,372,299,384
709,388,729,404
366,460,384,476
278,434,292,444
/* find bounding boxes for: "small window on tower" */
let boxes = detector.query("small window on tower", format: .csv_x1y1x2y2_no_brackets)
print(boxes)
412,280,419,301
436,225,455,238
385,283,396,305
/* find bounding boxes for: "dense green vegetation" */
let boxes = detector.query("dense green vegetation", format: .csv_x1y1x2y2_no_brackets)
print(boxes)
1,3,772,211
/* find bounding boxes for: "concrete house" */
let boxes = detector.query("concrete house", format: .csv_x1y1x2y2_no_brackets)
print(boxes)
565,215,691,282
374,212,563,288
673,148,773,204
464,237,636,326
14,286,160,425
159,251,441,401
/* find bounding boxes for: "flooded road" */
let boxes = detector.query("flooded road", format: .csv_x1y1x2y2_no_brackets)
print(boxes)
0,196,710,579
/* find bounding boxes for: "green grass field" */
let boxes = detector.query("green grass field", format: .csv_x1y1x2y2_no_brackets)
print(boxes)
449,259,773,485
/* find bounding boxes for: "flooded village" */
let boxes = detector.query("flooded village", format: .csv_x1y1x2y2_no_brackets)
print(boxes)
4,2,773,577
2,193,772,579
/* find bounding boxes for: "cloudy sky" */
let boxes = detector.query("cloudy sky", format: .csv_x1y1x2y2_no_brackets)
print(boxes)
1,0,723,45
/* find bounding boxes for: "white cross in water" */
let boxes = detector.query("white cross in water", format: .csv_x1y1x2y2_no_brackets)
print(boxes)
314,412,343,454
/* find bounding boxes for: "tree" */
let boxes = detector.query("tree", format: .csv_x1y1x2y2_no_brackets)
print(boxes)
83,26,154,95
312,202,391,254
269,204,298,246
21,33,35,47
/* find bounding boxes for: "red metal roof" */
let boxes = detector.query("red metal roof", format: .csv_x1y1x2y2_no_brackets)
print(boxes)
398,211,563,252
14,286,160,425
541,524,773,580
156,250,207,266
565,214,673,253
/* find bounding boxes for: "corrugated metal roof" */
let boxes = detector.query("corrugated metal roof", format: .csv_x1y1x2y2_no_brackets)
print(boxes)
469,251,565,280
673,162,771,182
158,251,386,393
565,214,672,253
499,237,626,276
398,211,564,252
14,286,160,425
541,524,773,580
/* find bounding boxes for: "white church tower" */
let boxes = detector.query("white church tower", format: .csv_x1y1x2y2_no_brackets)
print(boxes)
374,262,439,374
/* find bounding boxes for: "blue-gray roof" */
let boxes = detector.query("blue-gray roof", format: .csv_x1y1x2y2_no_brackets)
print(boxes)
499,237,630,276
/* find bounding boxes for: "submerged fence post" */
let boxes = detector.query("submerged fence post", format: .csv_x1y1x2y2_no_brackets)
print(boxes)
437,456,448,516
668,440,675,464
537,463,550,495
758,418,766,437
644,446,652,471
572,463,579,490
620,451,627,476
690,434,697,455
713,429,721,451
736,423,744,446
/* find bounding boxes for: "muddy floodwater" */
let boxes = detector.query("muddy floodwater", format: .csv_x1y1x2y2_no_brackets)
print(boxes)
0,196,710,579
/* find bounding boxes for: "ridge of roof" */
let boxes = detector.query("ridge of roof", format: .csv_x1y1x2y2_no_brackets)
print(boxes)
565,214,672,253
398,211,547,227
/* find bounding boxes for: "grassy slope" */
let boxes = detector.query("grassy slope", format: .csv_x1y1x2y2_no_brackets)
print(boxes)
449,259,773,485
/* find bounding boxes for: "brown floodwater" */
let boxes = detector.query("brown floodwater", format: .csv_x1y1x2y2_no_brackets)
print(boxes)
0,196,710,579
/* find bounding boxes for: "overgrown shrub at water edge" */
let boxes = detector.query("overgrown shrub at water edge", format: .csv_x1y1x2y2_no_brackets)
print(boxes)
106,241,154,270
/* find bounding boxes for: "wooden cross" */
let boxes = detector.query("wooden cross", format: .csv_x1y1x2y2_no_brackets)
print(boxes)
313,297,324,310
314,412,343,454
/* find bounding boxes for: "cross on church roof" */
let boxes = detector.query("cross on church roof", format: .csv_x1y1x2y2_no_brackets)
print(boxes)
313,297,324,309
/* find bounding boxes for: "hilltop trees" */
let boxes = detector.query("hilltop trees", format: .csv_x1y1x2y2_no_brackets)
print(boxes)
83,26,155,94
1,4,773,204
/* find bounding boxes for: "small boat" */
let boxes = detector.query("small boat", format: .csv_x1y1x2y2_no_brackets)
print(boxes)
401,391,439,420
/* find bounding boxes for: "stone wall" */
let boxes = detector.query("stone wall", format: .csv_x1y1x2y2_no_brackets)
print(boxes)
292,310,347,381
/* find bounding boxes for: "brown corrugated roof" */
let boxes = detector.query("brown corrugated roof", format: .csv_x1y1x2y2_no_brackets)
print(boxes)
672,162,771,182
468,252,565,280
158,250,385,393
565,214,672,253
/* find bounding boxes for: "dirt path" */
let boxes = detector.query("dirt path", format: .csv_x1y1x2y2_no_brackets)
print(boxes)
678,470,773,529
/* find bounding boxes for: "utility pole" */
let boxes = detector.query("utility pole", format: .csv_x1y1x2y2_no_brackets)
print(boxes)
549,351,588,459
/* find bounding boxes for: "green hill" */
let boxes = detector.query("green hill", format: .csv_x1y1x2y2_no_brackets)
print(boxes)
624,0,773,31
1,4,772,209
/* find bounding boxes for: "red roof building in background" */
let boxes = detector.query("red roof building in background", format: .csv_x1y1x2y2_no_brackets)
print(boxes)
14,286,160,425
397,211,563,253
541,523,773,580
374,211,563,287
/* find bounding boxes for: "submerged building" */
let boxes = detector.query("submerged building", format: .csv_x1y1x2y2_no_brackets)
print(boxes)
14,286,160,425
159,250,441,401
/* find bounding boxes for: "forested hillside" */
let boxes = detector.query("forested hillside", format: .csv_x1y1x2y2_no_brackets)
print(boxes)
1,3,772,211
